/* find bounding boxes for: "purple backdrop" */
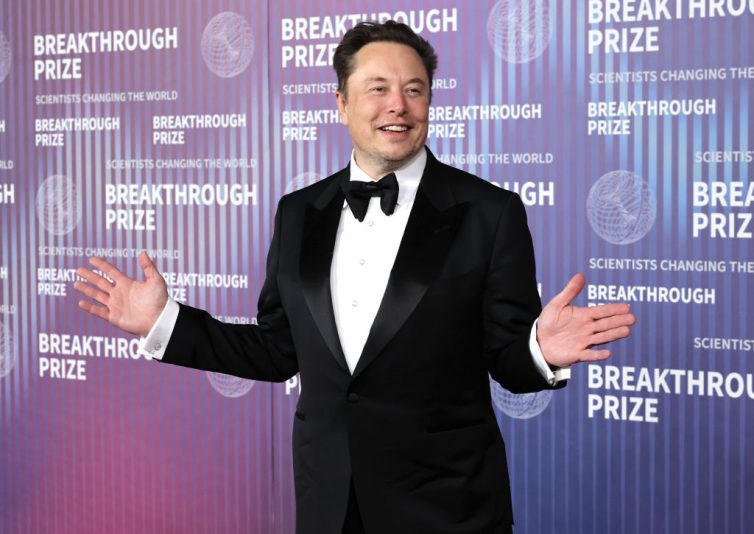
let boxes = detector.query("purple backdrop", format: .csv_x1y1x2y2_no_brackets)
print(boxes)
1,1,752,533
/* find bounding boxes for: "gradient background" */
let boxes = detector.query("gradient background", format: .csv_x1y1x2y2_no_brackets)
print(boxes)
1,1,752,533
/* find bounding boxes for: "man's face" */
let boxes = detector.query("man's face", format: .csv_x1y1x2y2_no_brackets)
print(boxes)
336,41,430,179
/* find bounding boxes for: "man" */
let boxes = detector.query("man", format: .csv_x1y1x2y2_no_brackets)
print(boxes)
75,21,635,534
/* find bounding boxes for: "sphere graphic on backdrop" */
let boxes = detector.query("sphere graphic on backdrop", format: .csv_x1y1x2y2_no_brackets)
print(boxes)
201,12,255,78
487,0,552,64
587,170,657,245
285,172,322,195
36,175,83,236
206,371,255,398
0,32,11,84
490,377,552,419
0,320,16,378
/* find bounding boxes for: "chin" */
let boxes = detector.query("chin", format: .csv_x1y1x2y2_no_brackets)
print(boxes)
382,147,421,163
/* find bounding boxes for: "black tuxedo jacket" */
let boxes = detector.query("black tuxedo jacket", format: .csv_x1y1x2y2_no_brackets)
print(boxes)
161,149,563,534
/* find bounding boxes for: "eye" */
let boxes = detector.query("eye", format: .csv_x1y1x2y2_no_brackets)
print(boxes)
406,86,423,96
369,86,386,94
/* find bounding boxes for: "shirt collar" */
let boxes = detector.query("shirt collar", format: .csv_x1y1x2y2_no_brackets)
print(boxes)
346,148,426,209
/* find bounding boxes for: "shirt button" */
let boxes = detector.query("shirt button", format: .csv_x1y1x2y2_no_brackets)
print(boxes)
367,220,374,227
359,259,366,266
351,300,358,307
348,392,360,403
155,342,162,350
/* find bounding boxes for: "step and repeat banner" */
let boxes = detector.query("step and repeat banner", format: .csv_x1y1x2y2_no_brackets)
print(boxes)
1,1,752,533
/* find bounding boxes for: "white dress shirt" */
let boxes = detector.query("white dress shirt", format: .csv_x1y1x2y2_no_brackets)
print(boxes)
331,149,424,373
139,148,569,384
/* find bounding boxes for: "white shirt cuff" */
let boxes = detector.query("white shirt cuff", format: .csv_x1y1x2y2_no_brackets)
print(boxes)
529,318,571,385
137,298,180,360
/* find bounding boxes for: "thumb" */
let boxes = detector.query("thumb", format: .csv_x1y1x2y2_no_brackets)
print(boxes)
548,273,586,309
138,251,159,280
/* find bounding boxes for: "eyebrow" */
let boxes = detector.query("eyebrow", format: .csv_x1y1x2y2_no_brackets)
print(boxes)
405,78,427,86
362,77,427,86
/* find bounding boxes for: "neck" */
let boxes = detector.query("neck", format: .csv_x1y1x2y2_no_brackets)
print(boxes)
353,149,424,181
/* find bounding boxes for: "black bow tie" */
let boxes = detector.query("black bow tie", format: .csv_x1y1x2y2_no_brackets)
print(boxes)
341,173,399,222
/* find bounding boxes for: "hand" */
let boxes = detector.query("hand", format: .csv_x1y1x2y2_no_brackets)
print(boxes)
537,273,636,368
74,251,168,336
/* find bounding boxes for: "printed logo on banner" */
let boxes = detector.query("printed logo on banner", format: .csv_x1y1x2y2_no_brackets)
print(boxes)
490,377,552,419
0,31,10,83
36,175,82,235
206,371,255,398
201,12,255,78
487,0,552,64
587,170,657,245
285,172,322,195
0,320,16,378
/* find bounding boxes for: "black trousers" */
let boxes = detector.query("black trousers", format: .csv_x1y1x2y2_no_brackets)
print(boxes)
341,482,514,534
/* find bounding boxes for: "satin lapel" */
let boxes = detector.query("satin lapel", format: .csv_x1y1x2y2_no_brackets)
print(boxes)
299,170,349,372
353,160,468,378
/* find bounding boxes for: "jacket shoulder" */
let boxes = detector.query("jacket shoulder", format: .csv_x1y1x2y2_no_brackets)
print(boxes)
278,168,346,209
433,159,519,207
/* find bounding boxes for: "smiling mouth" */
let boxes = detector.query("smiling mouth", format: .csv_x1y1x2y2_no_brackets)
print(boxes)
379,125,410,132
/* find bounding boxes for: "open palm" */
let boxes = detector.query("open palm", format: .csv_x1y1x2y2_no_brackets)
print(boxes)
537,273,636,368
74,251,168,336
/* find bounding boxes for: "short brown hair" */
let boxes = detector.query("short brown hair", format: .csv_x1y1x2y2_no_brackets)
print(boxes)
333,20,438,98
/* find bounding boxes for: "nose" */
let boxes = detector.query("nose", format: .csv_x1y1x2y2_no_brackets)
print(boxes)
387,89,407,115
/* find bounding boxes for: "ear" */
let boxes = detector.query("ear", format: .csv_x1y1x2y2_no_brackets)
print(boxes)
335,91,348,125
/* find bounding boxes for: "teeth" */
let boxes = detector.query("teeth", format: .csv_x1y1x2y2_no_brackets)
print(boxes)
381,125,408,132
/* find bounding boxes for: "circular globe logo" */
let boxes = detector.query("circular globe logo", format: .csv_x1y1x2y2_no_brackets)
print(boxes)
0,31,11,84
36,175,83,236
587,170,657,245
487,0,552,64
490,377,552,419
201,12,255,78
206,371,255,398
0,320,16,378
285,172,321,195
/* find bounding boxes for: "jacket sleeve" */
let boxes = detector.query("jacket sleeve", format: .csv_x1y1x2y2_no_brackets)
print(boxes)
483,193,564,393
159,195,299,382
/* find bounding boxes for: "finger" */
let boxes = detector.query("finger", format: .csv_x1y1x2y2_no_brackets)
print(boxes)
592,313,636,333
588,303,632,320
548,273,586,309
73,281,110,304
138,251,159,280
75,267,114,293
590,326,632,346
89,257,127,283
78,299,110,321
